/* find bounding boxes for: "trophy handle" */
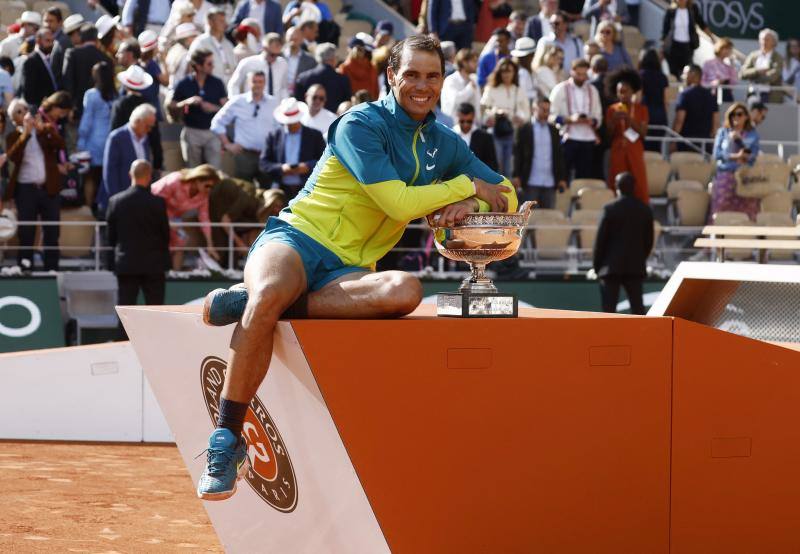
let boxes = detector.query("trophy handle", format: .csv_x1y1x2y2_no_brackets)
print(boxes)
518,201,536,219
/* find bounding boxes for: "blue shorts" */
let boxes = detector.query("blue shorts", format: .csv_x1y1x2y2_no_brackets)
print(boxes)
248,217,367,291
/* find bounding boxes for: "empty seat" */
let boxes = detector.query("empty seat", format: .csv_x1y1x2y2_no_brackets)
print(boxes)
644,151,663,162
666,179,703,198
646,158,671,197
675,160,714,185
571,209,600,253
577,187,614,210
554,188,571,215
760,191,793,215
756,212,796,261
529,209,571,260
60,206,96,258
675,189,710,226
621,25,646,51
340,19,373,37
758,152,784,164
61,271,119,345
712,211,753,260
569,178,606,197
669,151,704,171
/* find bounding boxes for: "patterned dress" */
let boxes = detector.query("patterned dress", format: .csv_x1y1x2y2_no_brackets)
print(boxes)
710,127,761,221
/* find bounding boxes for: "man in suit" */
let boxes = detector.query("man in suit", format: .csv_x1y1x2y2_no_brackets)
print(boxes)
294,42,351,113
232,0,283,36
452,102,498,171
284,25,317,96
62,24,111,118
50,14,84,85
259,97,325,197
106,159,170,339
525,0,558,42
511,95,566,209
426,0,476,51
593,172,654,315
20,29,58,109
100,104,156,212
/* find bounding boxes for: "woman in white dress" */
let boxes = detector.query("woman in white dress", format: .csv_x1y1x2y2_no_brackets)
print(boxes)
533,44,565,98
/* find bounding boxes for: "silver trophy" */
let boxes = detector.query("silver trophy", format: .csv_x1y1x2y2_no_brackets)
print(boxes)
427,201,535,317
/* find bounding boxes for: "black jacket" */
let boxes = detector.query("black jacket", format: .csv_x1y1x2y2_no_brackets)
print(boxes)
294,64,352,112
512,121,567,186
62,43,111,117
661,5,706,52
20,52,58,108
106,185,171,275
50,40,72,86
593,195,654,278
259,125,326,188
468,129,498,171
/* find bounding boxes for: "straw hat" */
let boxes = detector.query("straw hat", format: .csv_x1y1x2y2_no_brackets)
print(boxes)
175,22,199,41
95,15,121,39
63,14,85,35
273,97,308,125
182,164,222,184
0,209,17,241
138,30,158,53
118,64,153,91
510,37,536,58
19,11,42,27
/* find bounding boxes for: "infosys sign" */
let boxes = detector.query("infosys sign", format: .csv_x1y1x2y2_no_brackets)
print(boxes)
700,1,787,40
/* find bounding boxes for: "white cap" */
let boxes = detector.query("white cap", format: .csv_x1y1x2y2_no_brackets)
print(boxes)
273,97,308,125
63,14,85,35
96,15,121,39
118,64,154,91
355,32,374,49
510,37,537,57
138,29,158,52
175,22,199,41
19,11,42,27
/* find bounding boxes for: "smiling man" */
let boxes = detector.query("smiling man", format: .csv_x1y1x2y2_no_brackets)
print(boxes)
194,35,517,501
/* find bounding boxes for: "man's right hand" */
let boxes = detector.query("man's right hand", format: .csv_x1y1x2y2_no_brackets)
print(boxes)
224,142,243,155
474,177,510,212
281,163,295,175
433,198,478,227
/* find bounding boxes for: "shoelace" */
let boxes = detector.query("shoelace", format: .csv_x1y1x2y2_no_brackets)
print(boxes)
195,447,237,476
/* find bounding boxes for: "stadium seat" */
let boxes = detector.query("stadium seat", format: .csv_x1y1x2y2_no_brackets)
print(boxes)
621,25,646,51
61,271,118,345
572,20,590,41
669,151,705,171
760,191,794,215
327,0,343,14
644,151,663,162
554,188,571,215
340,19,373,38
162,141,184,172
756,212,796,261
576,187,614,210
529,209,571,260
760,162,792,188
675,160,714,185
1,4,26,26
758,152,784,164
667,179,703,199
712,211,753,260
675,189,710,226
645,158,671,197
60,206,95,258
652,220,662,255
570,209,600,254
569,178,606,197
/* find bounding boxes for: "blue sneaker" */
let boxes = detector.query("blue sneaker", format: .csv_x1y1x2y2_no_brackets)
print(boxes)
202,284,248,326
196,428,249,501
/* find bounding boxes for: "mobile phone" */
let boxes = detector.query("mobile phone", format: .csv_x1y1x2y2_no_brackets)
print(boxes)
579,113,587,119
743,148,752,155
290,163,298,168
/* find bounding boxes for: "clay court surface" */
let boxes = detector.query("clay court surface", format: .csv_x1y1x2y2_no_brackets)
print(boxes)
0,441,222,553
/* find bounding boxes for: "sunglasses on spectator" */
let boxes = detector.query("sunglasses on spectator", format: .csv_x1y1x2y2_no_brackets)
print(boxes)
732,111,747,118
600,30,612,35
253,104,260,118
312,95,325,101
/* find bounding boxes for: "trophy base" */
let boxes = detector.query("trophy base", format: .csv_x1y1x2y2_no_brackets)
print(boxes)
436,292,518,318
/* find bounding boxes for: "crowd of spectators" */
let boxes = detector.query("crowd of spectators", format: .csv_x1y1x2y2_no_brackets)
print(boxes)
0,0,795,278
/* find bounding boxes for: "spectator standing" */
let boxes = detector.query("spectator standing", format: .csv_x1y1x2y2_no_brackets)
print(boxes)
138,30,169,115
228,33,288,99
0,12,41,60
0,59,14,108
191,7,237,85
595,21,632,71
165,23,199,88
590,54,611,180
511,95,566,208
639,49,669,152
294,43,351,112
5,92,71,271
593,171,654,315
783,38,800,98
233,18,263,64
441,48,481,123
161,0,210,45
710,102,760,220
672,63,718,153
19,29,58,109
43,7,69,52
101,103,156,211
78,61,117,209
284,26,317,96
338,37,378,101
477,28,510,88
524,0,557,43
122,0,171,36
301,84,337,140
479,11,526,59
233,0,283,36
533,44,565,97
106,159,170,339
374,20,395,49
534,13,584,73
511,37,537,101
481,58,530,177
62,24,112,119
583,0,629,39
748,97,768,127
96,15,121,62
661,0,709,79
606,68,649,204
740,29,784,104
550,58,603,179
170,48,227,168
298,18,320,54
426,0,476,51
111,65,164,173
211,70,280,184
441,41,456,76
453,102,498,171
702,38,738,103
151,164,221,269
259,97,326,197
50,14,84,85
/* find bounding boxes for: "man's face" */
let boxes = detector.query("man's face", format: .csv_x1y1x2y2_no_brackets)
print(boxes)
509,18,524,37
68,30,81,46
22,23,39,38
387,46,443,122
751,108,767,125
495,34,510,54
198,55,214,75
287,121,302,133
116,47,134,68
534,100,550,121
306,86,326,114
250,74,266,97
302,22,318,41
266,39,282,57
43,13,60,31
682,66,698,85
543,0,558,14
457,111,474,134
37,31,54,55
210,14,226,34
572,66,588,85
134,115,156,137
287,28,302,49
550,16,565,35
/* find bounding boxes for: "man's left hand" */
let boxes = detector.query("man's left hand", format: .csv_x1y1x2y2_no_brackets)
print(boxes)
433,199,478,227
296,162,310,175
557,180,567,193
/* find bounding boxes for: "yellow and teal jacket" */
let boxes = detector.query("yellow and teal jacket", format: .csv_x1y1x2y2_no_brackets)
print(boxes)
279,92,518,269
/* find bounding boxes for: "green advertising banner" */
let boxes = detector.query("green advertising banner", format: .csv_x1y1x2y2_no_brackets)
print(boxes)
699,1,777,40
0,278,65,353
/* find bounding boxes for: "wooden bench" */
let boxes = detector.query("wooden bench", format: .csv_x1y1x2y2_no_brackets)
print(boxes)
694,225,800,262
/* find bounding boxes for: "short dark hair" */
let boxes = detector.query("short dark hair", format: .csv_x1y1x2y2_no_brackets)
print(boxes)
571,58,590,70
0,56,13,76
118,38,141,60
747,96,767,112
456,102,475,115
615,172,636,196
80,24,98,43
389,34,445,76
45,7,63,21
685,63,702,77
191,48,212,68
492,28,512,39
638,48,661,72
533,94,550,105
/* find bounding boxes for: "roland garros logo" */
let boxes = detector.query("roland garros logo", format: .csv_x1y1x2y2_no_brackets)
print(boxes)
200,356,298,512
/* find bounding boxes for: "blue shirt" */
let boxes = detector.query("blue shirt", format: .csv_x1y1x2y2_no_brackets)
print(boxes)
121,0,170,26
713,127,760,173
172,74,227,130
283,127,302,185
77,88,115,166
477,52,507,88
529,120,554,187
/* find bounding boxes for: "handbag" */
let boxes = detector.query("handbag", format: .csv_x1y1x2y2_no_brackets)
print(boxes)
735,163,790,199
493,87,517,138
58,150,85,207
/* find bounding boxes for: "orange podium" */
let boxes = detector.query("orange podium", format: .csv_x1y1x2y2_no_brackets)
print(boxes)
119,303,800,553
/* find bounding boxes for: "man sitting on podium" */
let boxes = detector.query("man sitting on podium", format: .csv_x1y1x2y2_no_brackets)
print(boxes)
195,35,517,501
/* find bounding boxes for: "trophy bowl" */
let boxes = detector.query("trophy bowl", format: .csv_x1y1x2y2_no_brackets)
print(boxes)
427,201,535,317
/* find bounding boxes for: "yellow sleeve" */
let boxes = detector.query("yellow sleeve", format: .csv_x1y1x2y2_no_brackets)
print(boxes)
360,174,476,222
475,176,520,213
